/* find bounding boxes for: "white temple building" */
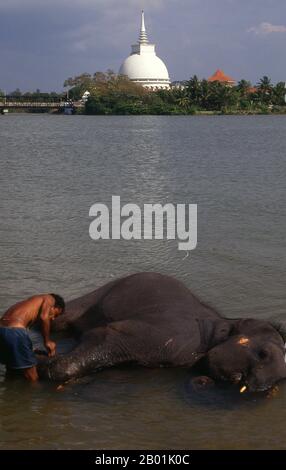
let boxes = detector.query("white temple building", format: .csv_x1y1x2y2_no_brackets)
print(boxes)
119,11,170,90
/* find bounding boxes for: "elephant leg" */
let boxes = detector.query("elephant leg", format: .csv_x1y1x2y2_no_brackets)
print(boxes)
38,326,130,382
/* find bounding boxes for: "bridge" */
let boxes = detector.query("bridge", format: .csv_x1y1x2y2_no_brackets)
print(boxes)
0,97,84,112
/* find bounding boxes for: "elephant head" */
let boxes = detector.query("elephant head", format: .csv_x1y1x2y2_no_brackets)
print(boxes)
205,318,286,392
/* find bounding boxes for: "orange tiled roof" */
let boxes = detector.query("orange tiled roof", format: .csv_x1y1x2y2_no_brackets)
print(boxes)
208,69,236,84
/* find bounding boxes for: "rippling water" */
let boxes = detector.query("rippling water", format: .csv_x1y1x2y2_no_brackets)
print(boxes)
0,114,286,449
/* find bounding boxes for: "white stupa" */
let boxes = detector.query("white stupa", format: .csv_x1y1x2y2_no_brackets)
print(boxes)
119,11,170,90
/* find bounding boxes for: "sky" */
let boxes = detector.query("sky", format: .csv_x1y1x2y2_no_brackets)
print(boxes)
0,0,285,92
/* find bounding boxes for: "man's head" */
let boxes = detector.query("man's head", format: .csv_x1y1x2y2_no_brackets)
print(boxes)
50,294,65,319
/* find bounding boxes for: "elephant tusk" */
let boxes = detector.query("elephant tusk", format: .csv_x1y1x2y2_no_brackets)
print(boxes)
240,385,247,393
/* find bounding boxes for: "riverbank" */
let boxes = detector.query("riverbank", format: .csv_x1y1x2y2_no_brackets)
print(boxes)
2,107,286,116
196,107,286,115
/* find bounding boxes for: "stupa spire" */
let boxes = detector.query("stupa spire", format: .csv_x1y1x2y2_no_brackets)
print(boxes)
138,10,149,44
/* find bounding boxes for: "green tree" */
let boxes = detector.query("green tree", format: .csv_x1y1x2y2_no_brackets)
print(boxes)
237,79,251,96
186,75,201,105
176,94,190,110
204,82,239,112
257,76,273,104
199,80,211,109
272,81,286,106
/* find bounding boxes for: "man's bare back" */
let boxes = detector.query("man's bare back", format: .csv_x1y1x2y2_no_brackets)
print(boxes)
1,295,55,329
0,293,65,382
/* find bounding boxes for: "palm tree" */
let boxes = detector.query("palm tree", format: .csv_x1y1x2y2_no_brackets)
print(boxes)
258,76,272,92
257,76,273,104
186,75,201,104
199,79,211,109
176,95,190,109
272,81,286,106
237,79,251,96
206,82,238,111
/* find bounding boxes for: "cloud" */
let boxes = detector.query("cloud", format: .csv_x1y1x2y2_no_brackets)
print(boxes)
1,0,286,90
248,22,286,35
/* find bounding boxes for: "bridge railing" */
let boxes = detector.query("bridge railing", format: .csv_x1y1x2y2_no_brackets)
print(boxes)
2,96,64,103
0,99,84,108
0,102,66,107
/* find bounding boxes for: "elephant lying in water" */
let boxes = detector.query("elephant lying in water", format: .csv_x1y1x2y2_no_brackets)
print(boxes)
38,272,286,393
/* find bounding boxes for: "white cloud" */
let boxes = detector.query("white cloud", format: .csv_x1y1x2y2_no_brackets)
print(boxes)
248,22,286,35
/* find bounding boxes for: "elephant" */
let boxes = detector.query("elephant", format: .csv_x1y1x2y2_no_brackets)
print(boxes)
38,272,286,393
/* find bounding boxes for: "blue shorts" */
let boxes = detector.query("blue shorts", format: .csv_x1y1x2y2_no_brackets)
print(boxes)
0,327,37,370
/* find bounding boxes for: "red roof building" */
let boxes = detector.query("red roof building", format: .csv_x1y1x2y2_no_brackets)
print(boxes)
207,69,236,86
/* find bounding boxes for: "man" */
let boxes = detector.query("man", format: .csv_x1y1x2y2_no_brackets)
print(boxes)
0,293,65,382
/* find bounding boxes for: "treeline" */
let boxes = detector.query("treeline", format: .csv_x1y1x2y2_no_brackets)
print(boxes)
0,88,65,102
64,71,286,115
1,72,285,114
182,75,285,113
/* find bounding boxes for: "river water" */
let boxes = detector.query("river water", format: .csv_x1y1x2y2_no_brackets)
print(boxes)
0,114,286,449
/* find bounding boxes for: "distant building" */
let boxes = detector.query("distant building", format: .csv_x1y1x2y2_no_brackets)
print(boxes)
171,81,187,90
208,69,236,87
81,90,90,102
119,11,170,90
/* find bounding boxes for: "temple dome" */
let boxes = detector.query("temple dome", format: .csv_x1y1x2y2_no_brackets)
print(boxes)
119,11,170,90
119,54,170,82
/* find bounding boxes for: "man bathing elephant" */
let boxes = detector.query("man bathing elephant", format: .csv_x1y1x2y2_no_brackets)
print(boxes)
0,294,65,381
34,272,286,393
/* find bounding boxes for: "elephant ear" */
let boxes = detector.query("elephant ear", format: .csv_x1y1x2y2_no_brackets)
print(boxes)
197,318,233,350
211,320,233,347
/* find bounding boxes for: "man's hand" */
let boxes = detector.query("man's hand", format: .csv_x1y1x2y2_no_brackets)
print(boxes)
45,340,56,357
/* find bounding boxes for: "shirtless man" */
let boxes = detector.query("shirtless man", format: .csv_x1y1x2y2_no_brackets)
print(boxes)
0,294,65,382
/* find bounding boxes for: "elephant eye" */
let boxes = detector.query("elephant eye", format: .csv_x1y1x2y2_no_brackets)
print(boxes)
258,349,268,360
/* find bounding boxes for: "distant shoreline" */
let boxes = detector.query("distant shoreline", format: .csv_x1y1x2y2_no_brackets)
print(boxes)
2,109,286,116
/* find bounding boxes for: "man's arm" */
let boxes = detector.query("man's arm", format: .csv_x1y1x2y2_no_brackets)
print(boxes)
39,299,56,357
